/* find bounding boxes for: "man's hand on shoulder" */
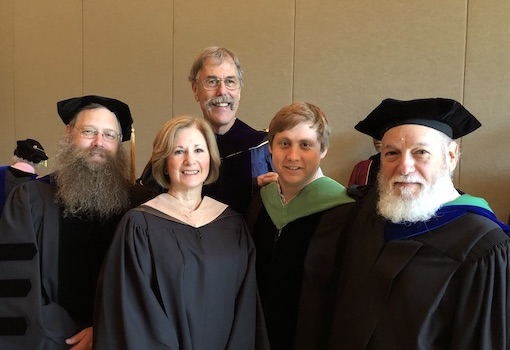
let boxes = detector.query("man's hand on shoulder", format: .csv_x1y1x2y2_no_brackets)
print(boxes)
257,172,278,187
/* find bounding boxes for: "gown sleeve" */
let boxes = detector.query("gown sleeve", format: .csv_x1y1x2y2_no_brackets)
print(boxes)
0,181,77,349
225,220,270,350
449,228,510,349
94,210,178,350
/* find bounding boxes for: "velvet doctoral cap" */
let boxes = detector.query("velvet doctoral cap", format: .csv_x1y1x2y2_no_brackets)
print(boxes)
14,138,48,163
355,98,482,140
57,95,133,141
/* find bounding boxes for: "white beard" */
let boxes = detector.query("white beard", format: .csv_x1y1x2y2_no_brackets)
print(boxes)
377,166,454,224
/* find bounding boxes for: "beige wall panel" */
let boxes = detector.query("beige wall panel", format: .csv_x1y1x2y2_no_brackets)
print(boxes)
463,0,510,221
2,0,508,221
3,1,82,176
294,0,468,187
0,0,15,164
173,0,295,132
83,0,174,176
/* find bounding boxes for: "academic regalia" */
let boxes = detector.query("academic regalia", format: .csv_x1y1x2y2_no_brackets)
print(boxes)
1,138,48,216
0,165,37,216
0,174,144,349
246,177,356,350
348,153,380,186
204,118,273,214
94,194,266,350
329,185,510,349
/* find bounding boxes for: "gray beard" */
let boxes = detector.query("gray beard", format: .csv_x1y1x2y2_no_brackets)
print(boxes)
53,138,131,221
376,166,453,224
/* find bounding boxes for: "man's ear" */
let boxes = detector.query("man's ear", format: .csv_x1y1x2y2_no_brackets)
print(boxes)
447,141,459,172
320,147,328,160
192,83,199,102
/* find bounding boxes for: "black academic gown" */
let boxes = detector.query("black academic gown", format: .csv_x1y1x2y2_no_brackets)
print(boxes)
0,175,147,349
0,165,36,216
329,186,510,350
246,193,357,350
203,118,273,215
94,204,264,350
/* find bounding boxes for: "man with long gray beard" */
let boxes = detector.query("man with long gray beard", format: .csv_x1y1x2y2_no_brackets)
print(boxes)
0,95,148,350
329,98,510,349
138,46,273,215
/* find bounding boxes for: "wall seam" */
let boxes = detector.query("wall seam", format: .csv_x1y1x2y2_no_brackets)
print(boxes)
170,0,175,116
81,0,85,95
11,0,16,139
458,0,470,189
292,0,296,102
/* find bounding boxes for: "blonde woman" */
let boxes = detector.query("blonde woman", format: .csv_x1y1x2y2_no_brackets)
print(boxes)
95,115,264,349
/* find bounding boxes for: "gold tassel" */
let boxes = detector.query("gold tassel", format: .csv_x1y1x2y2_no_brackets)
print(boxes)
130,125,136,184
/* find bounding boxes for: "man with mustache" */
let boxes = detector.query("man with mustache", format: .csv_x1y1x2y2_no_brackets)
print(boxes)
330,98,510,349
139,46,273,215
0,95,146,350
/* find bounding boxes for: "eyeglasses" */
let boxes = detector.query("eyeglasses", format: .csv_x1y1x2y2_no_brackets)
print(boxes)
199,77,241,91
74,126,121,143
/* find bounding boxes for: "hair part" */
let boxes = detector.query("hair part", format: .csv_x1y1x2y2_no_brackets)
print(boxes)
151,115,221,189
268,102,331,152
188,46,244,88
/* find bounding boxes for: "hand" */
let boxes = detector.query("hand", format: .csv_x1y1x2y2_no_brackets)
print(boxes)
257,172,278,187
66,326,93,350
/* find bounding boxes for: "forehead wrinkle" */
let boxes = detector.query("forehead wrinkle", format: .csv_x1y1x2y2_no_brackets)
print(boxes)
173,143,205,149
79,124,118,132
384,135,435,148
205,74,237,78
201,60,237,75
75,108,121,130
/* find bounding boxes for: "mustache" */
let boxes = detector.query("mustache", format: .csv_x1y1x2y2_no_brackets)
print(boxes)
88,147,108,157
205,96,235,108
391,175,426,184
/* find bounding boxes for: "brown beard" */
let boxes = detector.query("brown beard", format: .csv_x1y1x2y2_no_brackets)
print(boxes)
53,137,131,221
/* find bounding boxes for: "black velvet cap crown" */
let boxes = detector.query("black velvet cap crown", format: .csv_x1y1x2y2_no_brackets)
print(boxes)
355,98,482,140
14,138,48,163
57,95,133,141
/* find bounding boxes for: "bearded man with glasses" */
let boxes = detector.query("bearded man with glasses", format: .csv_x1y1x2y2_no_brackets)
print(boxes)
0,95,150,350
138,46,273,215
